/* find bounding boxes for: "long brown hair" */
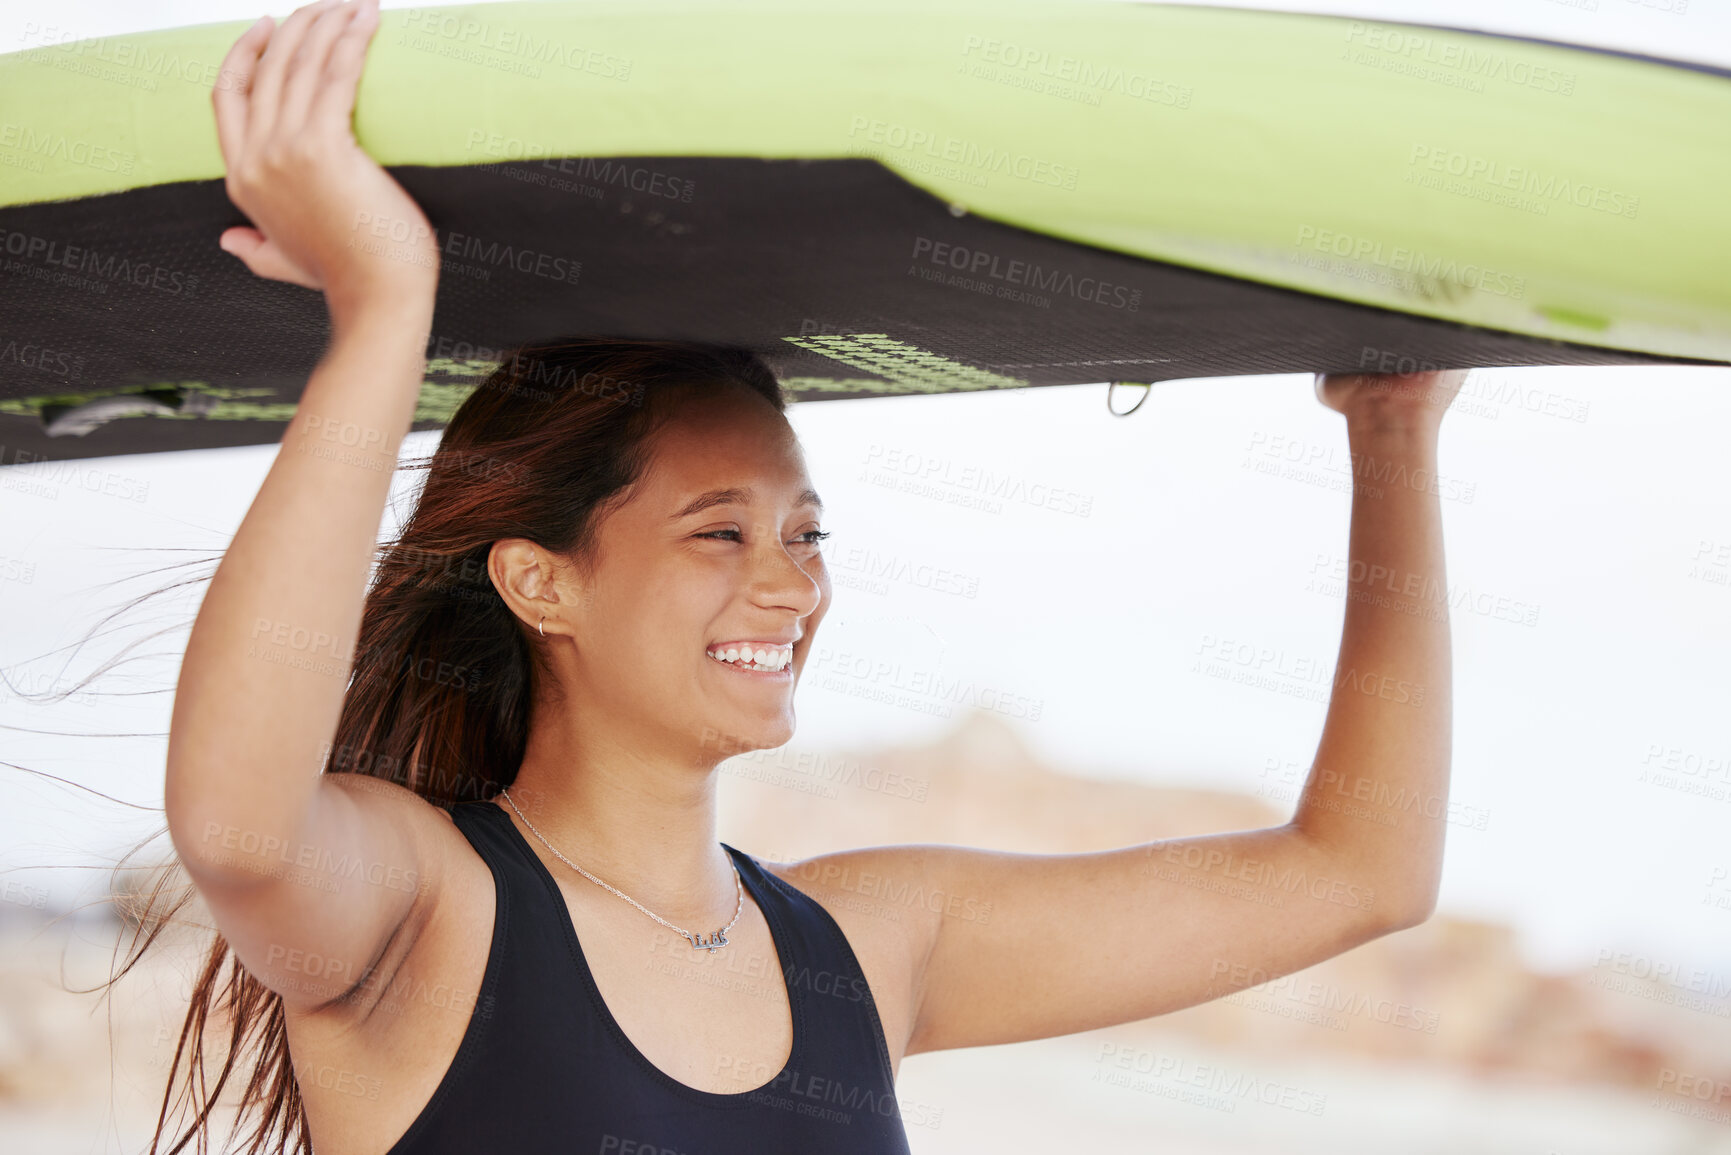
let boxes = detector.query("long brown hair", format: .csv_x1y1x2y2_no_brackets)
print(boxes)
93,337,787,1154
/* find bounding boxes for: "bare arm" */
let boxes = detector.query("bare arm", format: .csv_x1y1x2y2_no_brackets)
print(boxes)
163,0,451,1013
796,371,1462,1055
1285,374,1458,918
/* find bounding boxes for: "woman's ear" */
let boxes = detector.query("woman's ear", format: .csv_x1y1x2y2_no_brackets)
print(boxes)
489,537,573,637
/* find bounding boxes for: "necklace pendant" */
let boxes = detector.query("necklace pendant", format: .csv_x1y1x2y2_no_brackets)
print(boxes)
688,929,728,953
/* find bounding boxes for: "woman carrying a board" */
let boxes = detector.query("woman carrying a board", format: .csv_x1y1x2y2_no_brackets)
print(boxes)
155,1,1463,1151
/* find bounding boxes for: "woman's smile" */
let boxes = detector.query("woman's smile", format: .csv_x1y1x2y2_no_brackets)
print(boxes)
705,640,795,677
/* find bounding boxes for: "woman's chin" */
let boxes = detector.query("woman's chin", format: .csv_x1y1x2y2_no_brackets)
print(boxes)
695,708,795,759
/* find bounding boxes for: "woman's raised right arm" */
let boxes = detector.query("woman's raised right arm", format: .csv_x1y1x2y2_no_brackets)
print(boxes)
164,0,455,1012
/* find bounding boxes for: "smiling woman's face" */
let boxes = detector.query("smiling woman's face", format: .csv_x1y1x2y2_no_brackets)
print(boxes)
564,381,832,761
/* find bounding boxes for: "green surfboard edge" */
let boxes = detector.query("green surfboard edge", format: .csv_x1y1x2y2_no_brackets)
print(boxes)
2,0,1727,363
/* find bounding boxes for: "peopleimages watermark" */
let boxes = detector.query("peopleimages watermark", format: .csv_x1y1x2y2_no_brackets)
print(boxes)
1208,957,1441,1033
1587,948,1731,1016
463,130,695,202
1689,539,1730,591
860,442,1094,517
1292,225,1525,300
1636,740,1731,805
1,226,200,298
200,821,425,896
14,22,232,93
0,668,102,710
0,121,134,175
1652,1068,1730,1127
1355,347,1591,425
293,1063,383,1101
293,413,397,474
1191,631,1428,711
396,10,632,81
437,345,644,409
779,857,995,925
1244,428,1479,504
0,444,150,503
0,879,50,910
246,615,484,692
0,554,37,586
957,34,1192,109
1257,756,1491,832
0,337,84,381
709,1054,945,1130
1406,144,1638,219
1093,1042,1328,1115
713,741,932,804
1705,865,1731,914
1618,0,1690,14
909,236,1141,311
847,114,1079,190
349,211,582,285
810,646,1045,724
1342,22,1577,97
828,543,982,600
1304,550,1540,628
1141,838,1378,913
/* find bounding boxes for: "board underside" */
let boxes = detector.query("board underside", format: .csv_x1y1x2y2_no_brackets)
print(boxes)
1,1,1726,464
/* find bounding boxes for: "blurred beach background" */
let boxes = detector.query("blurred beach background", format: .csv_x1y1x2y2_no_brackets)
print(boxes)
3,0,1731,1151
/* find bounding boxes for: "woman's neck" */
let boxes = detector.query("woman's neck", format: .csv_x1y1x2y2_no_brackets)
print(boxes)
501,726,739,922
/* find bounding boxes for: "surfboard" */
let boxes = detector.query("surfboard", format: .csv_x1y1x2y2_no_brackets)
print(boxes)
1,0,1726,464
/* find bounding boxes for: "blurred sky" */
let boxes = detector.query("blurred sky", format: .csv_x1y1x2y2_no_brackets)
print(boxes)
1,0,1728,980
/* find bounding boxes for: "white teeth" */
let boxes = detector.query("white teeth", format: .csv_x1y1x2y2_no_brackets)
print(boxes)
706,644,792,672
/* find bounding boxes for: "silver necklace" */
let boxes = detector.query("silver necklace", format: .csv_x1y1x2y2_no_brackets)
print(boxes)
497,788,744,953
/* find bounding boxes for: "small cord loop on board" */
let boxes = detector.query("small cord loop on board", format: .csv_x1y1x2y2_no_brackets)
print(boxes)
1106,381,1154,417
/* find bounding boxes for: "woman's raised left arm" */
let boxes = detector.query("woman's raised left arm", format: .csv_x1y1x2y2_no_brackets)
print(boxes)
791,370,1466,1057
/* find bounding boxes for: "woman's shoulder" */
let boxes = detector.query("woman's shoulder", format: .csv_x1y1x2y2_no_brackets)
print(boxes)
754,844,942,1070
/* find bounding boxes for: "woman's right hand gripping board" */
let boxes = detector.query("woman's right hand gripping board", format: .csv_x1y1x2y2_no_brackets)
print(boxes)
212,0,440,322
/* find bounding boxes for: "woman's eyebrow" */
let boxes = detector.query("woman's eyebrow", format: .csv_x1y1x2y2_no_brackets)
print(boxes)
670,487,824,520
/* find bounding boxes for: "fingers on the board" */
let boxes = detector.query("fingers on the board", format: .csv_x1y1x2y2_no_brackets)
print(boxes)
280,2,364,136
248,0,346,144
212,16,274,162
314,0,382,133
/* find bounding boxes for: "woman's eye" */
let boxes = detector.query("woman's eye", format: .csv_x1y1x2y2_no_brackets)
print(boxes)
695,529,830,546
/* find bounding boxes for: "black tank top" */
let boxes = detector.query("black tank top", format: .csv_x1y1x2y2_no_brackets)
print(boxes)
382,799,914,1154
